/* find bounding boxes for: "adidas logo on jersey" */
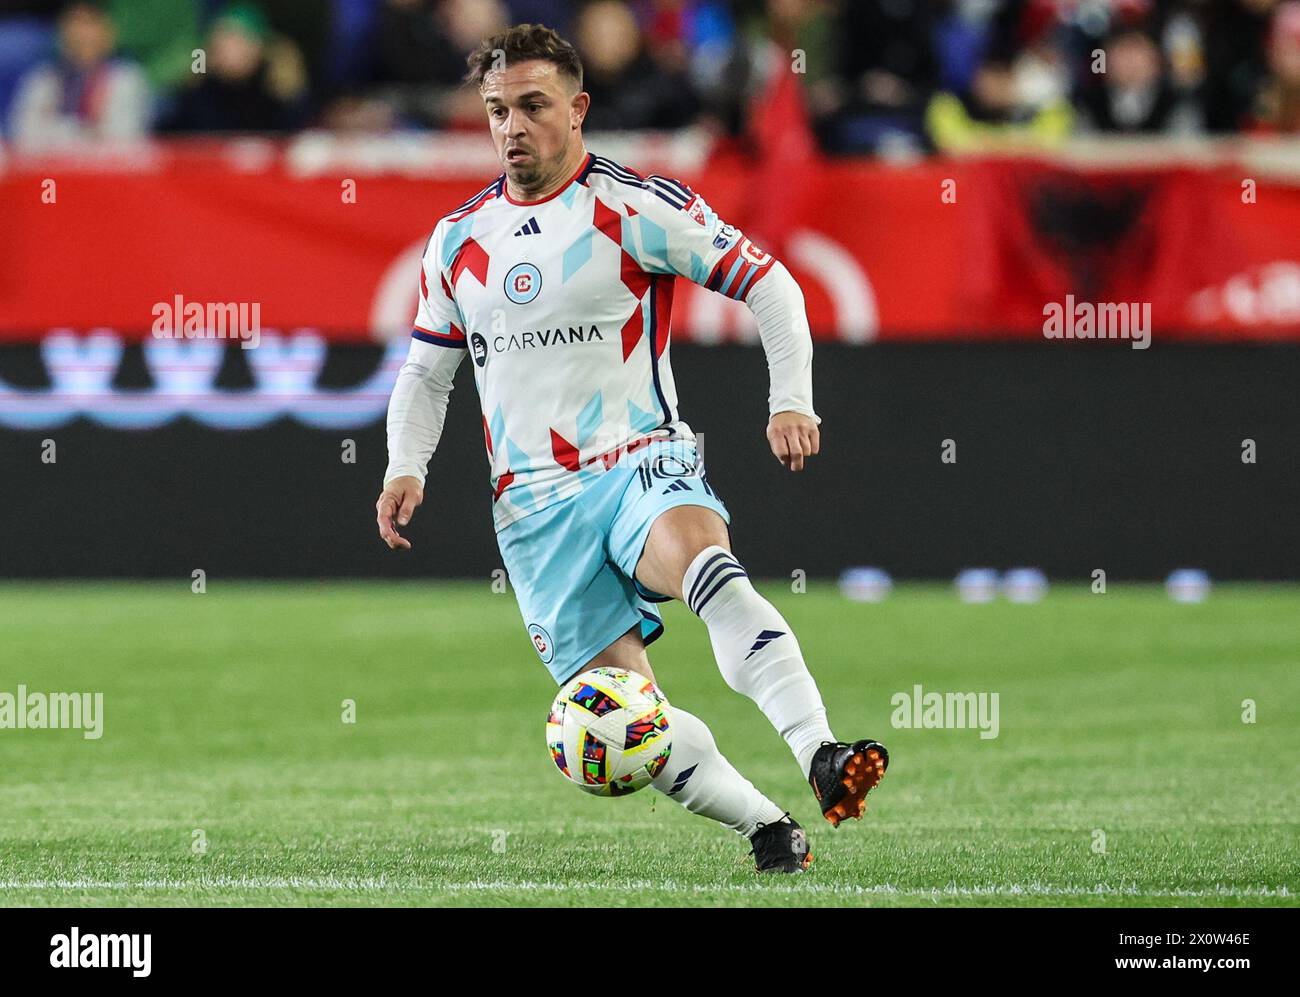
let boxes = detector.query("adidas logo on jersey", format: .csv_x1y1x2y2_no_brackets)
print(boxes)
513,217,541,236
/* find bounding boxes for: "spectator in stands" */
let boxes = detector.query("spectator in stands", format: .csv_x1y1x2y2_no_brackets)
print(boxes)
163,1,307,132
9,0,151,146
367,0,508,129
674,0,753,136
257,0,332,107
749,0,836,143
573,0,701,131
926,55,1072,152
1253,0,1300,131
1077,24,1198,133
813,0,938,156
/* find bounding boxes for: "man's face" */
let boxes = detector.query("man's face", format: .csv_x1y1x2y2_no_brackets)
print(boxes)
60,5,115,69
481,60,587,190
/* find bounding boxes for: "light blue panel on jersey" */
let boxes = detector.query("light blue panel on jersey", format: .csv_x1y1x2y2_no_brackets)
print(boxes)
441,215,476,269
619,214,642,266
488,404,506,453
627,398,660,434
575,391,603,447
496,438,729,684
636,214,668,271
562,229,593,283
505,437,539,512
687,251,710,285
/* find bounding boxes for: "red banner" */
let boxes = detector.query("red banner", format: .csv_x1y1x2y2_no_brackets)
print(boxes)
2,140,1298,342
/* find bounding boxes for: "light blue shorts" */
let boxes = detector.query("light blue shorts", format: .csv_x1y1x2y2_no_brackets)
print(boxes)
497,439,730,685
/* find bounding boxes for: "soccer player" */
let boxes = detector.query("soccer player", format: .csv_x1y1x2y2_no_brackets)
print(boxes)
376,24,887,873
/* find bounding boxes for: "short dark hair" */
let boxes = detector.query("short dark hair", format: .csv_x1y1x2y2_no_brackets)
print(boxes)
464,23,584,92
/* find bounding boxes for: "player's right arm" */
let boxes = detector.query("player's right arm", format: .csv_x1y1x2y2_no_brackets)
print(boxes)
377,223,468,550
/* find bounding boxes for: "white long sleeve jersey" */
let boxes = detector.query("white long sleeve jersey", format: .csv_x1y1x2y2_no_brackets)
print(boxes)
385,150,820,532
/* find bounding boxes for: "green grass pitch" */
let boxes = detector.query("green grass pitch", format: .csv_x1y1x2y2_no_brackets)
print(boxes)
0,581,1296,908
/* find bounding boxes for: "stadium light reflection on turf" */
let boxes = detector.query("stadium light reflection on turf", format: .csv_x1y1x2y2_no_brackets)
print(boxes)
1002,568,1048,603
954,568,999,603
1167,569,1211,603
838,567,892,602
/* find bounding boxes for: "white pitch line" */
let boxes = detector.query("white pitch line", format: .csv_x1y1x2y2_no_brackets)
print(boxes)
0,878,1291,899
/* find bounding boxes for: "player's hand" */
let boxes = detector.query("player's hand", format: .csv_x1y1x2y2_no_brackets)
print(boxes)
767,411,820,472
376,476,423,550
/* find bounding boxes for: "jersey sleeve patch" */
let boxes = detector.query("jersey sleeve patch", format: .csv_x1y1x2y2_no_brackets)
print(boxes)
705,236,775,300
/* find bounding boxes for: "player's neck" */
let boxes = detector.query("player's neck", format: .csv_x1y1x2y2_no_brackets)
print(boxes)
505,145,589,204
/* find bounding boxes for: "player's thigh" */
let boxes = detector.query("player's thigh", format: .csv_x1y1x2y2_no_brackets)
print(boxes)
497,503,653,685
635,505,730,602
609,442,732,602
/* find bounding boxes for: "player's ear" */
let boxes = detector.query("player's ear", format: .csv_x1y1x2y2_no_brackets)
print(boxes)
571,91,589,129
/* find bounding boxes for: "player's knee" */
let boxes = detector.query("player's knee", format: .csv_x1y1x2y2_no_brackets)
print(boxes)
666,507,729,564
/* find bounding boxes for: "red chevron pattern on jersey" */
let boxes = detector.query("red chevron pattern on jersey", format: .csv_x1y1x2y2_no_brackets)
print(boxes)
450,237,490,288
549,429,660,477
550,427,581,472
492,470,515,501
592,195,654,361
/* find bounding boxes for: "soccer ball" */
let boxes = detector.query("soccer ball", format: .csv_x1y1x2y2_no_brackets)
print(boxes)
546,667,673,796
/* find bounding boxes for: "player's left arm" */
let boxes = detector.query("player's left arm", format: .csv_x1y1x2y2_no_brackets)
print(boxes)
630,177,821,471
744,258,820,472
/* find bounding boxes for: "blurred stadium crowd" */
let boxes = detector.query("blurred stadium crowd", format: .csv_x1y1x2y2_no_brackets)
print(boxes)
1,0,1298,154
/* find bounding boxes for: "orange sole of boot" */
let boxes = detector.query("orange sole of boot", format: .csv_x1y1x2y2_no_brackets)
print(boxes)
823,747,887,827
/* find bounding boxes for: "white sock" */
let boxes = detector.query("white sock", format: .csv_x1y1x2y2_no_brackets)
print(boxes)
683,545,835,779
651,706,787,838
